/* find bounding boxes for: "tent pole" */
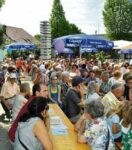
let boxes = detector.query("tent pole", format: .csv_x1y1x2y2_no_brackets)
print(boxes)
79,47,82,62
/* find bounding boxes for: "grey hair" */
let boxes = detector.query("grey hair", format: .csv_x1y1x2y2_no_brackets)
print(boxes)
87,81,96,93
20,83,30,93
84,100,104,119
62,72,70,81
111,83,123,91
101,71,109,78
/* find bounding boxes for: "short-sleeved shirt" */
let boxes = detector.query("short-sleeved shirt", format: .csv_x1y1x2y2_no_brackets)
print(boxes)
0,81,20,99
65,88,81,118
9,96,35,143
86,93,100,103
107,114,121,140
100,80,112,94
12,94,28,121
102,91,121,115
84,117,115,150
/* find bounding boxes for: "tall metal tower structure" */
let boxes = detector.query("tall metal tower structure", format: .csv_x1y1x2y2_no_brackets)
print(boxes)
40,21,51,60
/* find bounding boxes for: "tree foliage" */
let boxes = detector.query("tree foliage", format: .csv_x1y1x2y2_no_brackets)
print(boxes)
0,25,6,46
0,0,5,8
103,0,132,40
50,0,81,39
34,34,43,41
0,0,5,47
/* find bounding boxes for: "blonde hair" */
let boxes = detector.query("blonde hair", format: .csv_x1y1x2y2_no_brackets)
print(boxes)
107,101,130,119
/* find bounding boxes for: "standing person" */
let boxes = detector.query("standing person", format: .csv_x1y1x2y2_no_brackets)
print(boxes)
0,73,20,119
48,75,62,107
64,76,84,123
14,96,53,150
12,83,31,121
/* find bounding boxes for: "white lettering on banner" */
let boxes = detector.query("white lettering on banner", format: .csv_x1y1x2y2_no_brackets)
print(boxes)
89,41,102,44
69,39,82,44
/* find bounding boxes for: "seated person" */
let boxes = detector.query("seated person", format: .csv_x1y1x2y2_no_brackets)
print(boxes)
75,100,115,149
106,101,130,142
9,83,49,143
123,74,132,103
64,76,84,124
99,71,112,96
120,104,132,150
14,96,53,150
102,83,124,115
86,81,100,103
12,83,31,121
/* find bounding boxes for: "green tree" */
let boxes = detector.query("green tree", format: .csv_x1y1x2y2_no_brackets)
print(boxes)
50,0,81,39
0,0,5,47
34,34,42,41
69,23,81,34
0,0,5,8
103,0,132,40
0,25,6,47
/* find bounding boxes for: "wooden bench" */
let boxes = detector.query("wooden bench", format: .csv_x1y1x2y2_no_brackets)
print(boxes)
115,142,122,150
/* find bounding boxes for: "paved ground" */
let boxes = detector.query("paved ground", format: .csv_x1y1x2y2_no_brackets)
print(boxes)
0,103,13,150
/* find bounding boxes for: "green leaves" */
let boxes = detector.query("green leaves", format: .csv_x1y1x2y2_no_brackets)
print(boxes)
0,25,6,46
0,0,5,8
103,0,132,40
50,0,81,40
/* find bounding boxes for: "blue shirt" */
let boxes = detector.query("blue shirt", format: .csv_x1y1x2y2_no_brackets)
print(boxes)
107,114,121,140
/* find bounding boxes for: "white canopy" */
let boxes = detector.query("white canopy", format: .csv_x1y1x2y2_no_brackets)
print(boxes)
113,40,132,49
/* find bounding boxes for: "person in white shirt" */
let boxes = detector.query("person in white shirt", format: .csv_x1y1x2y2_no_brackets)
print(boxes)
12,83,31,121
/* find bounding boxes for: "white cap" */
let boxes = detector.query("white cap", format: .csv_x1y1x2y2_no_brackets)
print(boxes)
8,73,17,79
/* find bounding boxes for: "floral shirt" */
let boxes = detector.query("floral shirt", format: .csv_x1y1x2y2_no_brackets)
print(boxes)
122,130,132,150
120,121,132,150
84,117,115,150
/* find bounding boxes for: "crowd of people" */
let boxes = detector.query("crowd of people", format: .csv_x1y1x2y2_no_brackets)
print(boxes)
0,57,132,150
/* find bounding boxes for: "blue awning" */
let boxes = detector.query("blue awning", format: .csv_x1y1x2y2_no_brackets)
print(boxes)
4,42,36,50
54,34,114,51
55,48,73,54
118,49,132,54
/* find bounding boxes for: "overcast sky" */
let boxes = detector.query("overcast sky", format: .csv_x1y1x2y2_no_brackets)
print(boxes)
0,0,105,36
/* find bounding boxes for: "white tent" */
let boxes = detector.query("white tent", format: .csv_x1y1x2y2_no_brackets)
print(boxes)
113,40,132,49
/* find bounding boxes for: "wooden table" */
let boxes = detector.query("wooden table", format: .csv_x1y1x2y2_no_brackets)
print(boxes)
49,104,91,150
